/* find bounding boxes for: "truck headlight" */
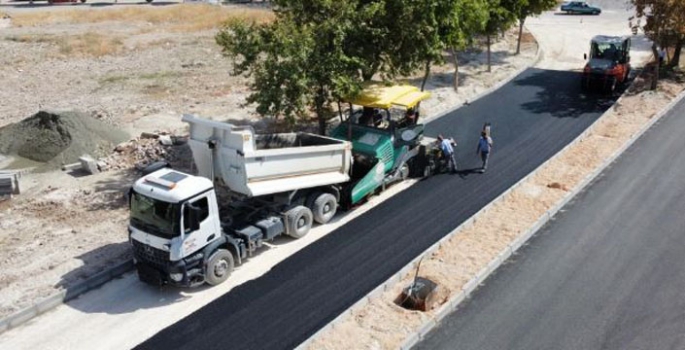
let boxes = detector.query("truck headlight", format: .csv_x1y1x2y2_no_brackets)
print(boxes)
169,273,184,282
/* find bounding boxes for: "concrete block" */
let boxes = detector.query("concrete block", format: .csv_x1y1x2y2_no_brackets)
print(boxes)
64,283,89,301
369,283,384,298
451,290,466,308
61,162,82,172
418,318,437,339
399,263,416,280
487,256,502,275
462,277,479,295
36,291,66,314
0,317,9,334
79,155,99,175
109,260,134,278
434,303,453,322
509,235,525,252
8,305,38,328
383,273,401,291
12,174,20,195
159,135,173,146
498,246,512,263
476,265,490,284
86,270,113,290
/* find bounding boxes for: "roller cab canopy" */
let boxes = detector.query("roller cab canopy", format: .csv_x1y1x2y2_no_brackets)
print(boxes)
344,83,430,110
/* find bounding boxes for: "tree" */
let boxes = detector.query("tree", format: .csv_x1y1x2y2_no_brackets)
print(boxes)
216,0,493,133
630,0,685,89
666,0,685,67
444,0,489,90
216,3,362,134
512,0,557,55
482,0,517,72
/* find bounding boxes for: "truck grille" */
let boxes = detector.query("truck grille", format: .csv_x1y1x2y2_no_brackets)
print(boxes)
132,239,169,269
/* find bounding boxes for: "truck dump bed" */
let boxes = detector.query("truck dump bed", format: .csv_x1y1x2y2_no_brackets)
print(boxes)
183,114,352,197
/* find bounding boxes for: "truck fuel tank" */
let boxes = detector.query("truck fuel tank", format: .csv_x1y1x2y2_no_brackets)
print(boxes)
255,217,285,240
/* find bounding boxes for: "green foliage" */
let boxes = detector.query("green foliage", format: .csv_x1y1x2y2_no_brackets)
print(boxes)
216,0,497,133
484,0,517,35
515,0,558,20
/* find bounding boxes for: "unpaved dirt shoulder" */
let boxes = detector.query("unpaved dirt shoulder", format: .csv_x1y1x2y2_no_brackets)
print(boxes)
305,69,685,350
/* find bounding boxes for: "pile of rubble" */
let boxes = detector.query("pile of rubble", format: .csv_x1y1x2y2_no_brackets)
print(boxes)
100,132,194,173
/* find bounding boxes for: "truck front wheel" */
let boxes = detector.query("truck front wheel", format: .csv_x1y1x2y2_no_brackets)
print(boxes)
312,193,337,224
285,206,313,238
205,249,234,286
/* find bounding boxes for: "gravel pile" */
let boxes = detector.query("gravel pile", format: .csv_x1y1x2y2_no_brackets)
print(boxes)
0,110,128,170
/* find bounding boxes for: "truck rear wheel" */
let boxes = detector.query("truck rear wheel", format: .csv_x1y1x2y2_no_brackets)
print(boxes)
285,206,313,238
312,193,337,224
205,249,234,286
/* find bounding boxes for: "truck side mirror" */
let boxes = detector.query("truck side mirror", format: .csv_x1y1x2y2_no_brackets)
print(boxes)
584,53,587,60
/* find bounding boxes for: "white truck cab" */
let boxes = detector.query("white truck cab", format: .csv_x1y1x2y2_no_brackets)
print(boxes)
130,167,231,286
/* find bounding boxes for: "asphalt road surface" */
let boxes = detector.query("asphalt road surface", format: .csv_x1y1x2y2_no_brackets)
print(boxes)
416,97,685,349
136,68,620,350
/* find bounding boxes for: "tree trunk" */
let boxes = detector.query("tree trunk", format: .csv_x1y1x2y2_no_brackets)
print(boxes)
450,47,459,92
651,43,660,91
487,35,492,73
516,17,526,55
315,86,327,135
670,37,683,68
421,60,431,91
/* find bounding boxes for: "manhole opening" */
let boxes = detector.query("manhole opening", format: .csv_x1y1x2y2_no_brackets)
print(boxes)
394,276,438,312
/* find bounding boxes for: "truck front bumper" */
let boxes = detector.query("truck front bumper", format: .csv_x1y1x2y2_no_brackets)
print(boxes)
581,73,616,91
133,251,205,288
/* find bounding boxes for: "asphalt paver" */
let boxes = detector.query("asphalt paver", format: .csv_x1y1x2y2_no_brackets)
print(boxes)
135,68,619,350
416,91,685,349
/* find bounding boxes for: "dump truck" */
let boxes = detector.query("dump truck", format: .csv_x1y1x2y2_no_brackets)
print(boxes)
581,35,631,93
128,84,435,287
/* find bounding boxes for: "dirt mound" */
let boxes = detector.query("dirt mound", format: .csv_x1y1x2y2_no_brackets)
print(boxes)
0,110,128,170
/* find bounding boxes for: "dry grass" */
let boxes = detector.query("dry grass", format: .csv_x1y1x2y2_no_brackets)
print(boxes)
56,32,124,57
5,32,124,57
10,4,274,31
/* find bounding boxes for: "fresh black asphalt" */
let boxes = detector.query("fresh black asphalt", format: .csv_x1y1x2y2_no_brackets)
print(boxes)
135,68,620,350
416,93,685,349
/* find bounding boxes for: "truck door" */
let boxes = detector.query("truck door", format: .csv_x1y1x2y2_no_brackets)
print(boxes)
181,195,217,258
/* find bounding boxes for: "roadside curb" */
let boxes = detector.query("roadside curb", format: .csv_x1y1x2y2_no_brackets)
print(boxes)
0,260,134,335
389,86,685,348
295,33,543,350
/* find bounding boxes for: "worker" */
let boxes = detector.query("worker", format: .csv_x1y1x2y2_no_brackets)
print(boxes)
476,131,493,173
437,134,457,174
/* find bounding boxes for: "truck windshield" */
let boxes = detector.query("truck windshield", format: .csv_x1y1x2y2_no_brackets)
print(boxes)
129,191,181,239
591,42,621,61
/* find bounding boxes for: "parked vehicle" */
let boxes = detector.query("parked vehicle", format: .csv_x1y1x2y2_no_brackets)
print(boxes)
128,84,436,287
560,1,602,15
581,35,631,93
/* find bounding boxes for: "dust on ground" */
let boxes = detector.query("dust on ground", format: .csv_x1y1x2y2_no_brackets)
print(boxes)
306,67,685,350
0,5,538,320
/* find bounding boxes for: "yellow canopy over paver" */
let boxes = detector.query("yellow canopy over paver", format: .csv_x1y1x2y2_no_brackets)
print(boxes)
345,83,431,109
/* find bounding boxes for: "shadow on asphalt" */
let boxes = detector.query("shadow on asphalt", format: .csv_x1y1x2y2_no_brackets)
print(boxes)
514,68,618,118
